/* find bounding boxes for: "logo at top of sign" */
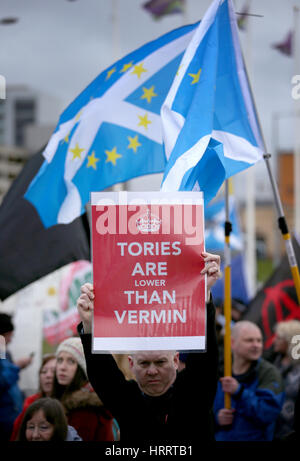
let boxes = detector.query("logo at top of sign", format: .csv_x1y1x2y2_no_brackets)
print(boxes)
136,209,161,233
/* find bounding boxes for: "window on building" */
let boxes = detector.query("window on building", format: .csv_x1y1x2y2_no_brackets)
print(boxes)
14,99,35,146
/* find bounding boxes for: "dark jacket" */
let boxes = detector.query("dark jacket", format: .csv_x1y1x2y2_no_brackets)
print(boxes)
282,381,300,441
273,360,300,439
214,358,285,441
78,300,218,442
294,383,300,435
0,357,23,441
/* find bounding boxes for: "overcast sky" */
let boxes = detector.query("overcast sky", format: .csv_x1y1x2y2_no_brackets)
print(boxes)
1,0,300,151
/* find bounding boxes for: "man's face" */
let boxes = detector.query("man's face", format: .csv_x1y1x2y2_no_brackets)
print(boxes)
232,326,263,362
128,351,179,397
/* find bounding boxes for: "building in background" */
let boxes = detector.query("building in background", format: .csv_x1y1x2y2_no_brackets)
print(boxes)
0,144,28,203
0,85,60,203
234,160,278,261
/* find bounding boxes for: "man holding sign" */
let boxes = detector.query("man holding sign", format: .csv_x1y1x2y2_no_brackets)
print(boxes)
91,191,209,353
76,251,220,442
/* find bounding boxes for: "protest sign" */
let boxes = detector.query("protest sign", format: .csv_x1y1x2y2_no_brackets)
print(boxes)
91,191,206,352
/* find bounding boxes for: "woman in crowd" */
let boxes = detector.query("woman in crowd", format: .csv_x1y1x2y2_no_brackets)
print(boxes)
17,397,81,441
10,353,56,440
273,319,300,439
51,336,119,441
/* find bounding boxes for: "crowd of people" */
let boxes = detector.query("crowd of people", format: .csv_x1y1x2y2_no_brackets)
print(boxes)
1,251,300,442
0,315,119,442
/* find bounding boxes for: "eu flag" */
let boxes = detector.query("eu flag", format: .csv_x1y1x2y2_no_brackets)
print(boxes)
25,23,198,228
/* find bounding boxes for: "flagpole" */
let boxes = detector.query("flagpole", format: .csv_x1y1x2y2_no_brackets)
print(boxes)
271,111,281,268
241,42,300,307
293,6,300,237
111,0,125,193
243,2,256,297
224,179,232,409
263,153,300,304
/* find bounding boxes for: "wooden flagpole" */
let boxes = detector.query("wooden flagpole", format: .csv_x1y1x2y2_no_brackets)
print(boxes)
241,53,300,306
224,179,232,408
263,154,300,304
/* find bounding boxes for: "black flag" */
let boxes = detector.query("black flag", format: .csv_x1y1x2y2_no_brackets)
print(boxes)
242,236,300,350
0,149,90,301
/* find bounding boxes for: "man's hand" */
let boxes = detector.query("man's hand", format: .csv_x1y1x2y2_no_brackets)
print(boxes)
77,282,94,334
217,408,235,426
201,252,221,299
220,376,239,395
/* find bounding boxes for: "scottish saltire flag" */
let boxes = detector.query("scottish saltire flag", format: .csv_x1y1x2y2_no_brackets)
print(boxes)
25,22,198,228
161,0,264,202
205,195,243,252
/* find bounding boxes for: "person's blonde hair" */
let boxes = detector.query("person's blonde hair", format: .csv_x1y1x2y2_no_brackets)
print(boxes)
275,320,300,358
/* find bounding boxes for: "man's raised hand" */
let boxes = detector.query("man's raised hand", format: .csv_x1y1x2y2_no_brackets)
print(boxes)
77,282,94,334
201,252,221,299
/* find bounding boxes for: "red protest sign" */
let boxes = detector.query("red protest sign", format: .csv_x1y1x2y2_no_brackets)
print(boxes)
91,191,206,352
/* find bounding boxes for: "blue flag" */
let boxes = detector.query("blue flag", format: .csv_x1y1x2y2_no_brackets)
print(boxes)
211,253,250,305
160,0,264,202
205,195,243,252
25,23,198,228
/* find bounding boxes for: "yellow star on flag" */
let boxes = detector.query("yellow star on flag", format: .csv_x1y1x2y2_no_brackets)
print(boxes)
131,63,147,79
87,151,100,170
105,147,122,166
70,143,85,160
106,67,116,80
141,86,157,104
128,135,141,153
138,113,152,130
120,61,133,73
188,68,202,84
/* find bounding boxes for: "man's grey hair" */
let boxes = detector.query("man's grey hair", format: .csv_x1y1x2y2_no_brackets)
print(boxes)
231,320,262,340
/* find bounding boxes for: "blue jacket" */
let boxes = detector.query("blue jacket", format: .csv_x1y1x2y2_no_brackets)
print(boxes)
213,358,285,441
0,358,23,440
